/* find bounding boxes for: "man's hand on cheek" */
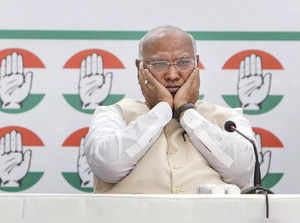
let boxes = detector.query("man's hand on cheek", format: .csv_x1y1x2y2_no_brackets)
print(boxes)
138,65,173,109
174,68,200,110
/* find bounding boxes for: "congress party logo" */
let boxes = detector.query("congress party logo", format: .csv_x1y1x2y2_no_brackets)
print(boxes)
0,49,45,113
61,128,93,192
253,127,284,188
63,49,125,114
222,50,284,115
0,126,44,192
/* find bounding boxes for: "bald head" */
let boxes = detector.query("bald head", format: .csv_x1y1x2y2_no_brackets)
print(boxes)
138,26,197,59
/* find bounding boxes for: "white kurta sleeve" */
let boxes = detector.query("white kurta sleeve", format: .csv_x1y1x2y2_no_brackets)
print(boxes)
84,102,172,183
180,108,255,188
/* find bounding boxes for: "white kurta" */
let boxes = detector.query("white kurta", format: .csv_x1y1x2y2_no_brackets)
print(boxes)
85,98,255,193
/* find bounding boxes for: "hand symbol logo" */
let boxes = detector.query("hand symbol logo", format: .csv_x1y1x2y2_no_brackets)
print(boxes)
238,54,272,110
77,137,93,188
78,53,113,110
0,52,33,109
255,133,271,180
0,130,32,187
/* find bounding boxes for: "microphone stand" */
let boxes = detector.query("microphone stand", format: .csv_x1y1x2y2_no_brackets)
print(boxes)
232,128,273,194
224,121,273,218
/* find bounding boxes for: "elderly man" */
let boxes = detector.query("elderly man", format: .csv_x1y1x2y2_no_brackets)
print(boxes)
84,26,255,194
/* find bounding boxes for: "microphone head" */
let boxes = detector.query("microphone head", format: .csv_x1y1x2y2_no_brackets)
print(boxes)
224,121,236,132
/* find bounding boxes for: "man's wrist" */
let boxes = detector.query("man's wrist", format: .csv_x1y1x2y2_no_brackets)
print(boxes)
173,103,195,121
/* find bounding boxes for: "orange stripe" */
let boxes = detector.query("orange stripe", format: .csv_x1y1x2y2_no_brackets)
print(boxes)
253,127,283,148
64,49,125,69
0,48,45,68
62,128,89,146
0,126,44,146
223,50,283,70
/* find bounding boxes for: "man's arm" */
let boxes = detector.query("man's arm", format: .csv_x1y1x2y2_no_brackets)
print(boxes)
84,102,172,183
180,108,255,189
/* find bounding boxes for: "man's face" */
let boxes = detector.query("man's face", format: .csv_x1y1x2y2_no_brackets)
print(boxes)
139,32,197,95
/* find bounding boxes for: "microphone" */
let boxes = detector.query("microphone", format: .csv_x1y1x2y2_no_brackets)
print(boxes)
224,121,236,132
224,120,273,194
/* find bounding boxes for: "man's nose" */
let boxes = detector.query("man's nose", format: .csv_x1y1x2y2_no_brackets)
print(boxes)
164,64,180,81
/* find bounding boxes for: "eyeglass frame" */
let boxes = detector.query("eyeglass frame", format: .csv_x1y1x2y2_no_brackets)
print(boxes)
141,57,197,74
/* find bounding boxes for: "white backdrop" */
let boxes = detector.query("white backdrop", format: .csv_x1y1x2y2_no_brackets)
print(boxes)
0,0,299,193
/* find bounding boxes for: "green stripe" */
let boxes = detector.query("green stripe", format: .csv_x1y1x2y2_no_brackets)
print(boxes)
189,31,300,41
0,30,300,40
0,30,146,40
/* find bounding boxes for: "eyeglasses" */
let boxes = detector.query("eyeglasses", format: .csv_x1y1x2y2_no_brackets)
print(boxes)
143,58,195,74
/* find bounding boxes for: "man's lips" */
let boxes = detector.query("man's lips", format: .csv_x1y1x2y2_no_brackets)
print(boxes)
166,86,180,94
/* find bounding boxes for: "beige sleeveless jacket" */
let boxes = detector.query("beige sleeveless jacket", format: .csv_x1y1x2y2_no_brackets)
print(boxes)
94,99,233,194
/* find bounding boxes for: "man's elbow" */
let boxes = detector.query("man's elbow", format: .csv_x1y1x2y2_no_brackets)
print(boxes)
230,166,254,189
84,141,129,183
84,133,134,184
89,160,131,184
222,155,255,189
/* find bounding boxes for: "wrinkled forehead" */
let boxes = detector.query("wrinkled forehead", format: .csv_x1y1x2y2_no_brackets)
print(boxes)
141,30,195,59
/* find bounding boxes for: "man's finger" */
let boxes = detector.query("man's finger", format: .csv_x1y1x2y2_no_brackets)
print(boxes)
97,55,104,74
11,130,17,152
195,69,200,91
17,54,24,74
12,52,18,74
138,68,150,88
250,54,256,75
1,58,7,78
187,68,199,84
86,56,91,75
137,63,145,85
192,68,200,89
245,56,250,77
179,68,199,93
4,133,10,153
92,53,97,74
16,132,22,152
143,68,160,86
174,68,200,106
6,55,12,75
